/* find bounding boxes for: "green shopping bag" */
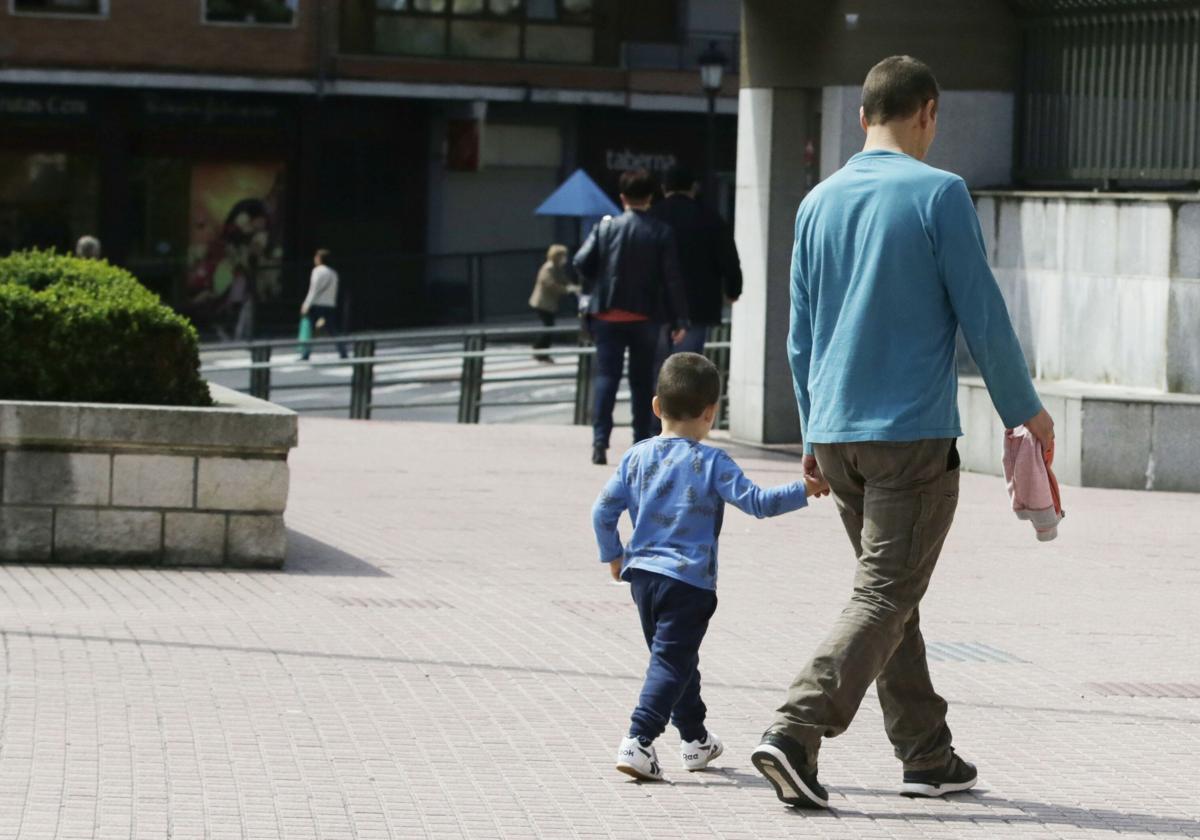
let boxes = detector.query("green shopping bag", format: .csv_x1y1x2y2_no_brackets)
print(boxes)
298,315,313,358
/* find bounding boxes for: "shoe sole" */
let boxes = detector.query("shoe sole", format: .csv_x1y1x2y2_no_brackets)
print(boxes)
616,762,663,782
683,741,724,772
900,776,978,798
750,745,829,809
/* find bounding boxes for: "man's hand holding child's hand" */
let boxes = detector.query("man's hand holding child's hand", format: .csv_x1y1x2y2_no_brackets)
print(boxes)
802,458,831,499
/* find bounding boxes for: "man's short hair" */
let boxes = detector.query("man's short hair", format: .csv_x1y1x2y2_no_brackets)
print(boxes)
656,352,721,420
315,248,331,265
74,235,101,259
662,164,696,194
618,168,657,201
861,55,940,126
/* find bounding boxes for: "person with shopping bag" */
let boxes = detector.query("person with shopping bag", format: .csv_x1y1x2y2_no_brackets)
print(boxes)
299,249,348,361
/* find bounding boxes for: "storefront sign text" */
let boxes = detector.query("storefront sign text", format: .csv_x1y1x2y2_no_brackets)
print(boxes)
0,95,89,119
604,148,678,173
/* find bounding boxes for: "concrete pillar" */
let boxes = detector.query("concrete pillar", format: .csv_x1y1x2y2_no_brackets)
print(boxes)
728,86,815,444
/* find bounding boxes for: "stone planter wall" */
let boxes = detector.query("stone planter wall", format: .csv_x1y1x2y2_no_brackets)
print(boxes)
958,376,1200,493
0,384,297,567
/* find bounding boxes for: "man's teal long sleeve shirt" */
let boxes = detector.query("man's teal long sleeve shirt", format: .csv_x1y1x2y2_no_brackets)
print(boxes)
788,150,1042,454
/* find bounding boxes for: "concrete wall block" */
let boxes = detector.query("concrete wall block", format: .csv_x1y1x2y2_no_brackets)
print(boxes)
112,454,195,509
1174,202,1200,279
2,451,109,506
1149,405,1200,493
995,199,1022,269
54,509,162,562
0,507,53,562
1018,199,1046,269
1059,272,1122,385
1167,278,1200,394
1058,396,1084,487
1045,199,1066,271
1029,267,1064,380
1115,274,1171,390
1080,401,1153,490
227,515,286,568
163,512,226,566
957,383,1003,476
0,403,79,446
974,196,997,263
196,458,289,512
1116,202,1172,278
74,384,297,453
1083,201,1119,275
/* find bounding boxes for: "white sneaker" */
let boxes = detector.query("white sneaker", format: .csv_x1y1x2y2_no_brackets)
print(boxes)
616,736,663,781
680,732,724,771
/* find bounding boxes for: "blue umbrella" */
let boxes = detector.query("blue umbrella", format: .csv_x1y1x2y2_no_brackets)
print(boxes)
534,169,621,218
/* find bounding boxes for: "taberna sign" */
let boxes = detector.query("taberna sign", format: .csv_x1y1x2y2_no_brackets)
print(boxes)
0,92,91,120
604,147,678,174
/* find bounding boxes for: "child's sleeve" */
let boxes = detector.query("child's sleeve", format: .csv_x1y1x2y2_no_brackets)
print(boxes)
591,464,630,562
713,452,808,518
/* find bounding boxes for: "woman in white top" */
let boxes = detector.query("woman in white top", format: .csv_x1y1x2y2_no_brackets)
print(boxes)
300,249,348,360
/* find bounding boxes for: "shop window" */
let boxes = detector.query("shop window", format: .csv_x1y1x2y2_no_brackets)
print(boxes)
0,152,98,256
11,0,107,15
203,0,298,26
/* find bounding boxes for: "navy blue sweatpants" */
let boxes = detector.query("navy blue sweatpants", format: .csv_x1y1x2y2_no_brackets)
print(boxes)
627,569,718,743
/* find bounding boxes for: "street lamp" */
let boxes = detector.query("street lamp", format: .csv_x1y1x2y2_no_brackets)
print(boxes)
698,40,727,213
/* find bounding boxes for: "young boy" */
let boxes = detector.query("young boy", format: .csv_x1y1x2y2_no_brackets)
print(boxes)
591,352,828,781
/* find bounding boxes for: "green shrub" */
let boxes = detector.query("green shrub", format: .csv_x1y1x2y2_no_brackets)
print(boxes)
0,250,212,407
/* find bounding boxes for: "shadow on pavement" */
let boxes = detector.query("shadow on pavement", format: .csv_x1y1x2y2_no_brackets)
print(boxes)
801,787,1200,837
283,530,391,577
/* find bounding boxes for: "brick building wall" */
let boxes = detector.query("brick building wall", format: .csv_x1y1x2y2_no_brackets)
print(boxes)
0,1,318,77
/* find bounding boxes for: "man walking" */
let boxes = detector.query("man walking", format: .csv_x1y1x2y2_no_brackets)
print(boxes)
574,169,689,465
751,56,1055,808
650,164,742,356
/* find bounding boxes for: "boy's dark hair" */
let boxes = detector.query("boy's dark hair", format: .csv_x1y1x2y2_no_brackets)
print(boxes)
656,352,721,420
618,168,657,201
861,55,940,126
315,248,331,265
662,164,696,194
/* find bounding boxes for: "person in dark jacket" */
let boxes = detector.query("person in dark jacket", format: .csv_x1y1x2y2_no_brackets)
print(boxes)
650,165,742,355
574,169,690,465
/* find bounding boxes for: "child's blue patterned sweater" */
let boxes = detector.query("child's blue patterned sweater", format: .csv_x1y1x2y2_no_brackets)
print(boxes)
591,436,809,591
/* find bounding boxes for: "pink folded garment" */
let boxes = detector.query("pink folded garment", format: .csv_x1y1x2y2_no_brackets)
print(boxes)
1002,426,1064,542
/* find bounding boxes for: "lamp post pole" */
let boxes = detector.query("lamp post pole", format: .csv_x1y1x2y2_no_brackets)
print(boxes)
705,89,717,212
697,41,728,215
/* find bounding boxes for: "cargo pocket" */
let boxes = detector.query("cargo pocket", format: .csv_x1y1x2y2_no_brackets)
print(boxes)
908,476,959,569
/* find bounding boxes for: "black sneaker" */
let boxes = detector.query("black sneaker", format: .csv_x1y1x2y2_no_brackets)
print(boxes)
900,750,978,798
592,446,607,465
751,731,829,809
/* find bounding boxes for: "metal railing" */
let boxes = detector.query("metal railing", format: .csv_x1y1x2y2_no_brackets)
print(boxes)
201,322,733,428
1015,0,1200,186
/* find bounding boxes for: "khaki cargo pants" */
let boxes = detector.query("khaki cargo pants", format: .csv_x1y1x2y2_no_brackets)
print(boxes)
770,439,960,772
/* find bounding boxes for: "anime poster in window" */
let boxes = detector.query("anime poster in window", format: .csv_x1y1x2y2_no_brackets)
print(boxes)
186,162,285,339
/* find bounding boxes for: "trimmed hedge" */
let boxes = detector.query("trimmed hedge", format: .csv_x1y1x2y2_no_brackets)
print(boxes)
0,250,212,407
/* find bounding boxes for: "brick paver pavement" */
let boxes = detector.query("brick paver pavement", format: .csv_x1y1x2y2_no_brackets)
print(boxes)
1,418,1198,839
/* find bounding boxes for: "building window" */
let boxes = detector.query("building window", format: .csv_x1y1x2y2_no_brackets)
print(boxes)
10,0,107,16
203,0,298,26
0,152,99,256
368,0,595,63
